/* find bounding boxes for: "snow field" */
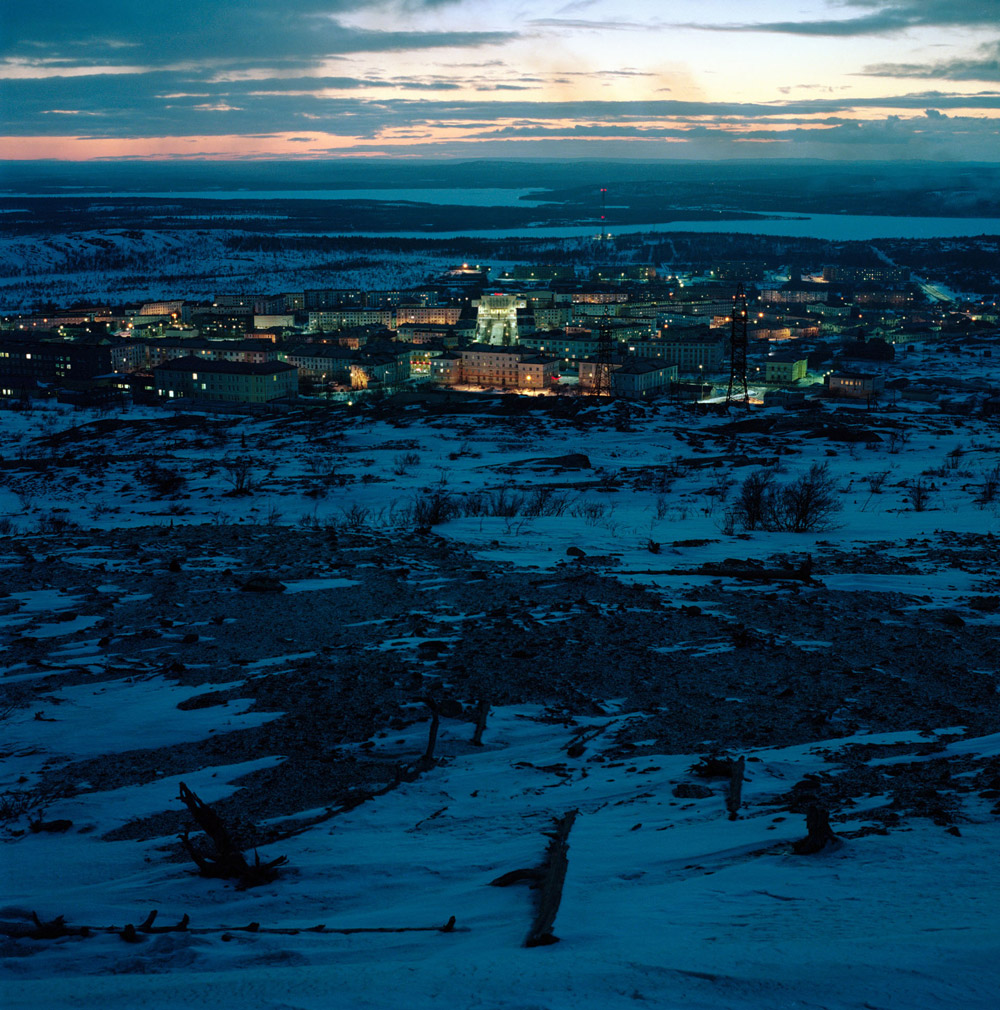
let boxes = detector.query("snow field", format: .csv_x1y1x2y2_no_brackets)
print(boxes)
4,707,999,1008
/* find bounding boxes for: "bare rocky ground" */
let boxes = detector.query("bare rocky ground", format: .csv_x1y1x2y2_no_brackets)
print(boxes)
2,519,998,856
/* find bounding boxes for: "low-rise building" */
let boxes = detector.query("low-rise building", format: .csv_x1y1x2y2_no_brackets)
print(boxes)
517,354,560,390
654,332,726,373
395,304,462,327
124,337,280,371
253,314,295,329
826,370,885,400
280,344,354,382
531,306,572,330
822,265,909,285
761,286,829,306
395,324,458,347
577,357,677,399
612,359,678,399
153,356,298,403
0,332,118,386
765,353,809,385
762,388,809,408
430,345,559,389
519,330,606,366
307,308,394,331
458,345,523,386
350,345,412,389
429,352,462,385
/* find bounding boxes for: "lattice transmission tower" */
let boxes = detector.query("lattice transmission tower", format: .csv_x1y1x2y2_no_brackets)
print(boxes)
726,283,750,408
593,311,614,399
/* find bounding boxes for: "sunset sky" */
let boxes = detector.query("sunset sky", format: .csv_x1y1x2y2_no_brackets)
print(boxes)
2,0,998,160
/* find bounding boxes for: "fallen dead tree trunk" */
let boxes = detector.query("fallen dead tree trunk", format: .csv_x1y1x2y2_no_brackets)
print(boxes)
269,697,476,842
0,913,91,940
565,723,608,759
490,809,578,947
269,745,446,844
0,910,458,942
177,782,287,887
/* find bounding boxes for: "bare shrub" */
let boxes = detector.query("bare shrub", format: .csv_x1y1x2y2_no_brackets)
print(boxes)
448,441,480,460
887,430,909,454
486,487,526,517
521,488,573,517
977,463,1000,505
135,460,186,497
906,477,931,512
866,469,892,494
730,469,777,531
0,785,58,830
730,464,842,533
36,511,82,534
411,489,459,527
777,464,843,532
572,501,611,525
341,503,372,528
222,455,256,495
707,470,736,501
392,451,421,475
460,492,489,517
306,455,339,480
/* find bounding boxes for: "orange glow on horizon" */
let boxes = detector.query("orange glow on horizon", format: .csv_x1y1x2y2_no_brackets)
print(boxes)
3,105,996,161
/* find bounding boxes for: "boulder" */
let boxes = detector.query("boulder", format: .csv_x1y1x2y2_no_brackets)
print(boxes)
240,574,287,593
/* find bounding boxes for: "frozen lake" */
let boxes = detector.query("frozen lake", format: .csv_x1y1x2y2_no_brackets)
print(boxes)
3,186,997,240
347,213,1000,242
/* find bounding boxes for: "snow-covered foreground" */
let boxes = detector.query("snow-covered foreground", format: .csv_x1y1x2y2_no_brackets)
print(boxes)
4,706,999,1010
2,350,999,1007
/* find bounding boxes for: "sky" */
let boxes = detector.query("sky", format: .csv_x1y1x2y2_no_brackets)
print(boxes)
1,0,998,161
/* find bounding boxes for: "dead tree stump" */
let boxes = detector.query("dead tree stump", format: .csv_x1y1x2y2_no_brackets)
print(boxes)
792,805,837,854
726,756,745,821
471,698,490,746
416,698,441,771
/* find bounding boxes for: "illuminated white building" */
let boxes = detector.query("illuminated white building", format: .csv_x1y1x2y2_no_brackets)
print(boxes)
474,295,526,346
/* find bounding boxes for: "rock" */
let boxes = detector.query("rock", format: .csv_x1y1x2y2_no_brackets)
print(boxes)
182,632,199,644
168,558,182,573
672,782,714,799
511,453,592,470
538,453,591,469
30,819,73,833
241,574,287,593
968,596,999,612
566,546,586,558
417,640,448,656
